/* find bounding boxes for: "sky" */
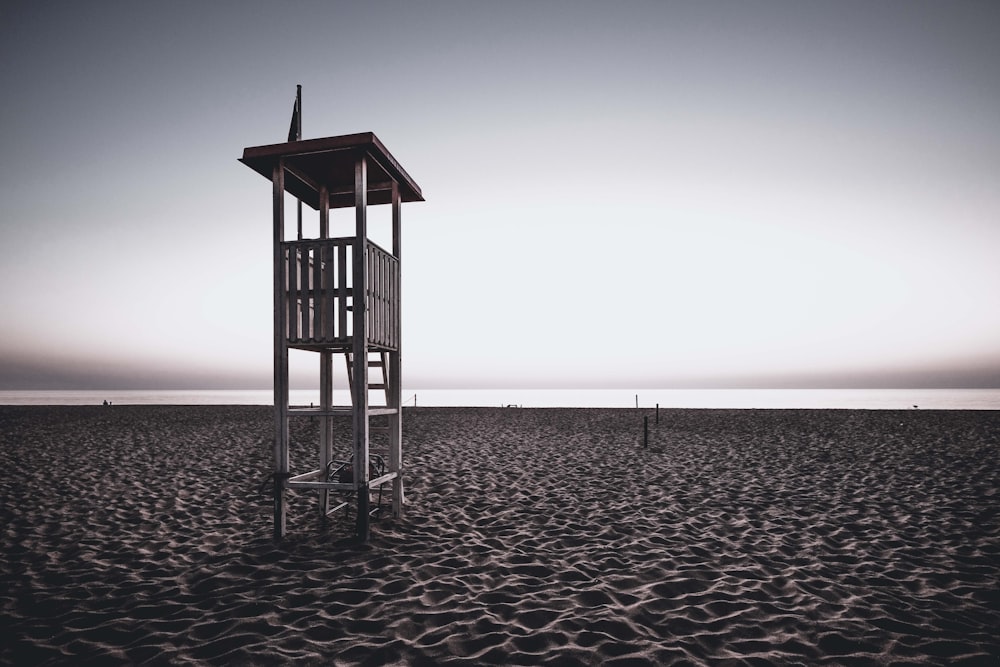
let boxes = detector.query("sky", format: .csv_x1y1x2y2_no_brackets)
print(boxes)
1,1,999,390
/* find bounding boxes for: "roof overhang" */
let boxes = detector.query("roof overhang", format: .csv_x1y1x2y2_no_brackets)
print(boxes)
240,132,424,209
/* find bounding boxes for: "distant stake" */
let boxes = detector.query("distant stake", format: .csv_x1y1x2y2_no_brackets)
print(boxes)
656,403,659,424
643,416,649,448
635,394,639,409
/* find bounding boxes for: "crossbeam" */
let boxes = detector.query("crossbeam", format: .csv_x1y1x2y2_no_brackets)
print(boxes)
285,471,397,491
287,407,399,417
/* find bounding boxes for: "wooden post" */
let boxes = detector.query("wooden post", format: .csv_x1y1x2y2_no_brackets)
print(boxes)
272,161,289,540
656,403,659,424
352,155,371,540
318,184,332,518
389,181,404,517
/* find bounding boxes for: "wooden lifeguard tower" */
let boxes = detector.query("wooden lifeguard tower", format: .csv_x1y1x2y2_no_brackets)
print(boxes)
240,127,423,541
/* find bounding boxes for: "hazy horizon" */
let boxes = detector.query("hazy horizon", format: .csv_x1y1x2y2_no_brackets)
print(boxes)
2,2,999,392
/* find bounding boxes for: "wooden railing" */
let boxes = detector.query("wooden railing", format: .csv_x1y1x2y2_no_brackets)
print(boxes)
366,241,399,349
282,238,398,350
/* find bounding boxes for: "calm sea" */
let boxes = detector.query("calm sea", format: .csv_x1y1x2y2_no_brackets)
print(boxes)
1,388,999,409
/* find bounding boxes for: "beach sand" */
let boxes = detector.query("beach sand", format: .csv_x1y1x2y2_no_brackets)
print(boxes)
1,405,998,665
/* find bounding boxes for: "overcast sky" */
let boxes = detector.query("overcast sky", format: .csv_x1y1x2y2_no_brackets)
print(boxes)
2,1,999,390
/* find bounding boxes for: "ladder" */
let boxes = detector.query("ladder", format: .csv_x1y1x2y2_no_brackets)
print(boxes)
342,350,398,514
345,351,391,408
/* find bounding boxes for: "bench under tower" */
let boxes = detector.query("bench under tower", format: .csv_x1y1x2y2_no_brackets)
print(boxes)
240,132,424,541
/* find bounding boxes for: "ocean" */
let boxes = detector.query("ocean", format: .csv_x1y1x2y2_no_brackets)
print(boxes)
1,388,999,409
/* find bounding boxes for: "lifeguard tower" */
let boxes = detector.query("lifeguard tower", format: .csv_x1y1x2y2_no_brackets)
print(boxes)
240,130,423,541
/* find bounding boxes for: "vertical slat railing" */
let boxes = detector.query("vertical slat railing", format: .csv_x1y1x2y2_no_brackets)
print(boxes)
365,243,398,349
312,245,323,341
300,245,310,341
373,246,381,345
338,243,349,341
368,251,385,345
281,238,397,348
370,247,380,345
322,244,334,341
391,254,399,348
383,252,391,346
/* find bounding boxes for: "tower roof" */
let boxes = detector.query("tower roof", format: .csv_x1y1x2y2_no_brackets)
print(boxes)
240,132,424,209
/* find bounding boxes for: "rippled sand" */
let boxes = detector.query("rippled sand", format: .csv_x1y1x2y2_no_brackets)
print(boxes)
1,405,998,665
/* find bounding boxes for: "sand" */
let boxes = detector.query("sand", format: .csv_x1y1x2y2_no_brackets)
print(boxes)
1,405,998,666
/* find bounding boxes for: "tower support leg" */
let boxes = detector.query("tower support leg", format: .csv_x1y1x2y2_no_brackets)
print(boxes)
272,161,289,541
273,472,287,540
351,155,370,542
389,350,404,517
389,180,404,518
319,350,333,517
355,483,371,540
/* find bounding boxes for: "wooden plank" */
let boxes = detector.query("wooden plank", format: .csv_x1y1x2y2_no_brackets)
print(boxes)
353,155,371,541
391,256,398,349
379,351,390,406
345,351,355,394
368,471,398,488
313,245,324,341
289,469,322,483
282,235,355,246
387,255,394,346
383,254,391,346
381,257,389,349
338,243,348,340
371,252,377,346
376,256,382,348
283,162,323,199
314,185,333,516
272,161,289,541
380,250,389,349
365,247,373,345
371,249,379,346
320,185,333,517
286,406,398,417
300,245,310,340
322,180,400,198
323,244,334,341
389,180,404,517
286,480,359,491
319,348,332,516
325,501,349,517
